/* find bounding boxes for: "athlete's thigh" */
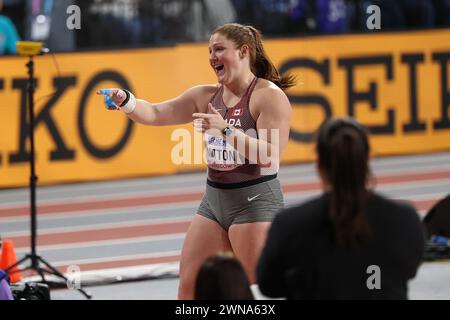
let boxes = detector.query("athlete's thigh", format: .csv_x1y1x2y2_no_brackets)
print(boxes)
178,214,232,296
228,221,272,283
180,214,232,265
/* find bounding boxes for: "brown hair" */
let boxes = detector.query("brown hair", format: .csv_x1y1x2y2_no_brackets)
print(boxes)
213,23,296,91
316,117,372,246
194,251,254,300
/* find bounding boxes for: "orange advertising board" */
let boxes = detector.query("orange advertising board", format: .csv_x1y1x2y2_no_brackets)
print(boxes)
1,29,449,187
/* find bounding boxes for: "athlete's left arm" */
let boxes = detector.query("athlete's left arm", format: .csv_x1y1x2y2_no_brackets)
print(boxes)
255,86,292,162
227,86,292,170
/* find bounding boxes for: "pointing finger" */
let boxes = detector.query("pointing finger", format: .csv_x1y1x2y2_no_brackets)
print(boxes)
98,89,111,95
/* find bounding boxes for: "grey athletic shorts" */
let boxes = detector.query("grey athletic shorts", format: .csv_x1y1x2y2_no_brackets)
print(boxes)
197,176,284,230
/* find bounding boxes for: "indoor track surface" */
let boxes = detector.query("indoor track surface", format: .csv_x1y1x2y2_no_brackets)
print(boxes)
1,152,449,299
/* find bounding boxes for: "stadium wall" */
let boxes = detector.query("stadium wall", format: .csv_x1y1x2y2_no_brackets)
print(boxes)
1,29,449,187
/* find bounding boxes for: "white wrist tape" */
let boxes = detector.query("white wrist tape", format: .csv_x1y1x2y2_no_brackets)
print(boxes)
120,89,137,114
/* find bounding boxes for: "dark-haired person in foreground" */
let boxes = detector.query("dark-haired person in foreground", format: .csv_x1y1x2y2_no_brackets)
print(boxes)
257,117,425,299
195,251,254,300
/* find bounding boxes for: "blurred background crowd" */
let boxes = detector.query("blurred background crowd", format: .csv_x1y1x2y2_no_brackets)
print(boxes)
1,0,450,53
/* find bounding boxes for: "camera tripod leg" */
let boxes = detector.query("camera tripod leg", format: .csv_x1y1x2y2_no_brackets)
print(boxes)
4,254,30,274
35,266,64,290
8,55,93,301
36,267,47,283
38,257,92,299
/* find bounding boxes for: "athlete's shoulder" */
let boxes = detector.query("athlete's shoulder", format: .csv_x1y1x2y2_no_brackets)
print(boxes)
255,78,285,92
188,84,220,96
253,79,288,101
186,84,220,113
252,79,291,113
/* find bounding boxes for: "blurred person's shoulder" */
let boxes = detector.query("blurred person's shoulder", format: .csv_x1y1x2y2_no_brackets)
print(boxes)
368,191,421,224
0,15,15,26
275,193,329,227
369,191,418,214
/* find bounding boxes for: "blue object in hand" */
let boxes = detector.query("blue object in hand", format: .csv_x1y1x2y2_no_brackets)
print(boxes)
99,89,117,110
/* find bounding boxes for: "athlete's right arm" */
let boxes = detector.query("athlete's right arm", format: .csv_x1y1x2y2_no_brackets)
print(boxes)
97,85,216,126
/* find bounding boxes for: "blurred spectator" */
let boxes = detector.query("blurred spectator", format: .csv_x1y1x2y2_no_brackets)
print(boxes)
24,0,76,52
232,0,347,36
346,0,406,31
257,117,425,299
288,0,317,33
347,0,437,31
0,0,20,55
316,0,347,33
1,0,25,37
432,0,450,26
138,0,185,45
230,0,257,25
195,251,254,300
373,0,406,30
0,270,13,300
423,194,450,239
400,0,435,29
32,0,449,50
78,0,236,49
77,0,140,49
138,0,165,45
253,0,295,35
48,0,76,52
201,0,236,39
422,194,450,261
139,0,235,45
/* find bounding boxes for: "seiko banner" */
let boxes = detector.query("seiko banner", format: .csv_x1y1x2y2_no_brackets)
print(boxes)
1,29,449,187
